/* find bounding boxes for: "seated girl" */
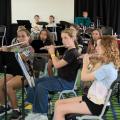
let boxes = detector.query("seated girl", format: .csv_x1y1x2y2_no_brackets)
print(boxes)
87,28,103,54
53,35,120,120
31,29,54,53
31,29,55,77
47,15,56,28
0,29,34,119
25,28,81,120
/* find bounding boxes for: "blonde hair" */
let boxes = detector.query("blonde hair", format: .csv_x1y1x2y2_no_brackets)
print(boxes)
100,35,120,69
17,29,30,37
62,28,79,49
17,26,26,32
17,29,32,43
62,28,76,39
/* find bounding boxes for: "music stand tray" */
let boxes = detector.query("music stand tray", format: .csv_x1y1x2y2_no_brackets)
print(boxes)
17,20,32,31
15,53,35,87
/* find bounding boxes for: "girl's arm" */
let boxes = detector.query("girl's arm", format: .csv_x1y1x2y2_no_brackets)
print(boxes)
47,45,68,69
81,54,95,81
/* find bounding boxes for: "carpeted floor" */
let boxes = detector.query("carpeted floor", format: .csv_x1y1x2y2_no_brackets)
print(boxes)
0,87,120,120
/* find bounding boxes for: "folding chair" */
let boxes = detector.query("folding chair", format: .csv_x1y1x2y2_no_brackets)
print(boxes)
112,71,120,103
33,54,49,78
59,69,81,99
116,71,120,103
66,79,118,120
0,25,6,46
48,69,81,115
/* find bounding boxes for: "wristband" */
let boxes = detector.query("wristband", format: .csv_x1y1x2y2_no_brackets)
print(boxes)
51,54,56,58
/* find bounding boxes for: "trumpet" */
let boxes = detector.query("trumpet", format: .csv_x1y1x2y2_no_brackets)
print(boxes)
40,44,83,50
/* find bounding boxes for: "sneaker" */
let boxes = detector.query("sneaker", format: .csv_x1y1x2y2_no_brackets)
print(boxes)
10,109,22,120
25,113,40,120
34,114,48,120
0,105,12,117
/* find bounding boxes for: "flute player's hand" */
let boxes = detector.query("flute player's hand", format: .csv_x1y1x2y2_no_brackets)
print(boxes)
83,54,90,66
47,45,55,55
0,46,8,52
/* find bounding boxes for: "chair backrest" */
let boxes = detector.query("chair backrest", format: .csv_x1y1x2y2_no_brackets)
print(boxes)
0,25,6,33
100,79,118,117
73,69,81,90
0,25,6,46
101,26,113,35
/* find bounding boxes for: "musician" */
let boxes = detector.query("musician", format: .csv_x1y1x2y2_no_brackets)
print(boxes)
47,15,56,27
31,29,54,53
31,15,42,40
25,28,81,120
0,29,34,119
87,28,103,54
53,35,120,120
31,29,54,77
80,28,103,94
70,24,83,46
82,11,92,27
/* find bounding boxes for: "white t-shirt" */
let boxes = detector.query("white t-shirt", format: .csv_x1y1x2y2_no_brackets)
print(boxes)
47,22,56,27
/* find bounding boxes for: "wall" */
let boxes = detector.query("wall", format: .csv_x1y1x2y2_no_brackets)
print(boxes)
11,0,74,23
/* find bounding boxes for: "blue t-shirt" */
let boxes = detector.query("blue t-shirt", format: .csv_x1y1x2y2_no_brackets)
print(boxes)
87,62,118,104
94,62,117,89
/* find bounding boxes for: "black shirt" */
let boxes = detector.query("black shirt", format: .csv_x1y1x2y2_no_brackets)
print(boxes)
58,48,80,82
31,39,53,53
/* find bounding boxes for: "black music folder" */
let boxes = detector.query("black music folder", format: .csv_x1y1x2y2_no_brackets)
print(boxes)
0,51,23,76
17,20,32,31
0,52,35,87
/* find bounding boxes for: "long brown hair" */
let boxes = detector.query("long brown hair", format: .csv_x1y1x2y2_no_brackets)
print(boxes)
87,28,103,53
100,35,120,69
89,35,120,69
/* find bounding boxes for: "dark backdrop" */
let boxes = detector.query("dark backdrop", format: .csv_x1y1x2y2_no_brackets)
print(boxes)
0,0,12,45
74,0,120,34
0,0,11,25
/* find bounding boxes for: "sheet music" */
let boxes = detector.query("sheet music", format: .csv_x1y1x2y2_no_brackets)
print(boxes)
15,53,35,87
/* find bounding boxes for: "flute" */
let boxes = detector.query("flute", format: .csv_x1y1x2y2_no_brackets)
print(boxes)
40,44,83,50
7,42,26,48
77,53,100,59
0,42,26,51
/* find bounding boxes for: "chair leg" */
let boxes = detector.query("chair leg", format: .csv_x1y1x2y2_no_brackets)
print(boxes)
48,101,53,115
99,118,104,120
59,93,64,99
117,82,120,103
73,91,77,97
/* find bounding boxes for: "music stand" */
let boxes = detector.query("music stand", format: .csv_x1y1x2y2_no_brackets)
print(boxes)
17,20,32,32
0,52,35,120
0,52,23,120
36,21,48,29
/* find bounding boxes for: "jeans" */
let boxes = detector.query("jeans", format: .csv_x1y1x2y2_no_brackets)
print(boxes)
26,76,74,113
